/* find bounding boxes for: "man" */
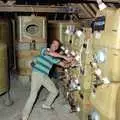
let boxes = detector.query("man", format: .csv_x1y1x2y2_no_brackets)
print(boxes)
21,39,72,120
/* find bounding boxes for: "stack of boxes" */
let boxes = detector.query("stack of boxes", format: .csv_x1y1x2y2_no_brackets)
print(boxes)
16,16,47,81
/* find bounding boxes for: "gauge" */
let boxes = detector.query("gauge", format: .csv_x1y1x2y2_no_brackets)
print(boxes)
94,48,107,64
25,24,39,35
91,111,100,120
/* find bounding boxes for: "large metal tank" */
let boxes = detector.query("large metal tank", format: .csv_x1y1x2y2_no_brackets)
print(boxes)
0,18,14,69
92,8,120,82
16,41,46,75
116,86,120,120
90,83,120,120
90,8,120,120
17,16,47,43
16,16,47,77
0,43,8,95
0,18,10,44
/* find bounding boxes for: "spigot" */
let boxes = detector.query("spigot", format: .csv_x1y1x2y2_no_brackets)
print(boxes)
92,79,104,87
30,40,36,50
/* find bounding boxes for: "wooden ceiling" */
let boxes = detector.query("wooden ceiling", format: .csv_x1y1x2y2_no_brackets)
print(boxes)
0,0,119,19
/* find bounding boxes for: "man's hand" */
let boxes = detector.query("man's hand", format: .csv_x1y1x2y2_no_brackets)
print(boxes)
63,56,73,62
46,49,61,57
47,48,73,62
70,58,78,67
49,51,60,57
64,63,71,68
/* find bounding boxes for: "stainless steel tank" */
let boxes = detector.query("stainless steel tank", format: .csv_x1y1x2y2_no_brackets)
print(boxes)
0,18,14,69
90,8,120,120
92,8,120,82
0,43,8,95
90,83,120,120
16,16,47,76
17,16,47,43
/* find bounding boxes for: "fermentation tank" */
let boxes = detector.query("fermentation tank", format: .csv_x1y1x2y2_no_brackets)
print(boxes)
90,8,120,120
0,43,8,95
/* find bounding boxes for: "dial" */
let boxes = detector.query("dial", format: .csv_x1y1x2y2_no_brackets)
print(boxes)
94,48,107,64
25,24,39,35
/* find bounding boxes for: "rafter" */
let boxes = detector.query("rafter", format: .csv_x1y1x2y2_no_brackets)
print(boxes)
0,5,81,13
82,3,96,17
78,4,92,18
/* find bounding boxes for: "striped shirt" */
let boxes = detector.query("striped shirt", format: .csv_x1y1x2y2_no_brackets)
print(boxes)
32,48,60,75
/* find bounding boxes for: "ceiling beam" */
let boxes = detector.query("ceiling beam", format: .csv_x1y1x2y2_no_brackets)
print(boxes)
0,5,82,13
1,0,119,4
108,3,116,8
89,3,98,13
81,0,120,3
78,4,92,18
82,3,96,17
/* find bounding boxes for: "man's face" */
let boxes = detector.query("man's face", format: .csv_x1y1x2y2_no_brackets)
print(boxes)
50,40,59,51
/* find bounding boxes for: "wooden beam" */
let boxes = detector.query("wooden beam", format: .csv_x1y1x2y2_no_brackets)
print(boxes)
89,3,98,12
85,0,120,3
78,4,92,18
6,0,16,6
89,3,99,15
0,5,81,13
82,3,96,17
108,3,116,8
0,0,4,5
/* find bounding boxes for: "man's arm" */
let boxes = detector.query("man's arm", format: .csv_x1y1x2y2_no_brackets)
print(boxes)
57,61,70,68
46,49,72,62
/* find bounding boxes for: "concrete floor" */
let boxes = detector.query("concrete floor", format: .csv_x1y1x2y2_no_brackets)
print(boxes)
0,75,80,120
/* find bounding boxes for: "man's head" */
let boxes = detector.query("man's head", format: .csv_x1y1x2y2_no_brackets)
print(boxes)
50,39,61,52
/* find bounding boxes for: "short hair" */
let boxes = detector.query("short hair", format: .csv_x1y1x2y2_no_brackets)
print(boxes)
51,39,61,52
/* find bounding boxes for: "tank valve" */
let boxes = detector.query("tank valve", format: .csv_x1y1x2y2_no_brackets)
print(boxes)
30,40,36,50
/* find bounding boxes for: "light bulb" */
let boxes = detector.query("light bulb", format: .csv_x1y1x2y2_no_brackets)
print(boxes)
75,79,79,84
102,77,110,84
96,0,107,11
65,49,69,54
65,69,68,72
65,29,70,34
76,30,83,37
76,106,80,112
69,25,75,34
91,62,97,69
67,92,69,97
71,51,76,56
77,86,81,90
61,46,65,51
95,68,102,76
75,55,80,61
65,26,70,34
99,3,107,11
